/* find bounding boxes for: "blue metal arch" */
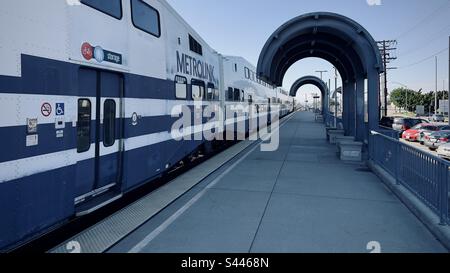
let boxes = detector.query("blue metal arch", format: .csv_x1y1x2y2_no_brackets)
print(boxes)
290,76,329,111
257,12,383,136
273,33,366,84
257,12,383,85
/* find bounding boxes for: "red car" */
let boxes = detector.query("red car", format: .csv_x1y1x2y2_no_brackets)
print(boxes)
402,123,440,142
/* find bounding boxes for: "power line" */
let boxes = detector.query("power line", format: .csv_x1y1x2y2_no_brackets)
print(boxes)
397,23,450,58
395,1,450,40
397,47,448,69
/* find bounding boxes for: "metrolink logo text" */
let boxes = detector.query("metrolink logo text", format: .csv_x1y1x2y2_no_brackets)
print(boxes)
176,51,217,85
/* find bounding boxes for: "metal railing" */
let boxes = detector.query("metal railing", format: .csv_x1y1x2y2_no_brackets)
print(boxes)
325,114,343,129
324,112,334,126
370,131,449,225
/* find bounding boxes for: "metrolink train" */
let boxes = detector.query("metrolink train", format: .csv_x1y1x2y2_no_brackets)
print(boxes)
0,0,295,250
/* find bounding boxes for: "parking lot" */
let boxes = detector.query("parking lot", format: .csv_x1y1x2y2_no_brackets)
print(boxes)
381,115,450,160
400,138,439,155
399,129,450,161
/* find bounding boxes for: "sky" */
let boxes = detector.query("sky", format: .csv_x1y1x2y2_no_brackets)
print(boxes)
166,0,450,103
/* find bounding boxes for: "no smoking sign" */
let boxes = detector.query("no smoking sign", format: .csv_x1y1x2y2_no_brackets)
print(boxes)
41,102,52,117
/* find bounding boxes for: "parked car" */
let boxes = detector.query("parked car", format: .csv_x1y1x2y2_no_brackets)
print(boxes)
431,114,445,122
393,117,429,136
437,143,450,160
419,125,450,145
402,123,439,142
379,116,396,129
424,131,450,151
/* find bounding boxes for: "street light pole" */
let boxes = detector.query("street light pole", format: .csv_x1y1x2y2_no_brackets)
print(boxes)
333,67,338,127
391,81,409,113
315,70,328,81
435,56,438,115
406,89,408,113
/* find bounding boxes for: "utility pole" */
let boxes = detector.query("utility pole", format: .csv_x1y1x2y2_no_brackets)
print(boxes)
315,70,328,81
377,40,397,117
328,78,331,112
435,56,438,115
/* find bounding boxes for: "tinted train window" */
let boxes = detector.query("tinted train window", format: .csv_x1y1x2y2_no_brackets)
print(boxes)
103,100,116,147
189,35,203,55
175,76,187,99
234,89,240,102
131,0,161,37
81,0,122,19
207,83,215,101
227,87,234,101
77,99,92,153
192,80,205,100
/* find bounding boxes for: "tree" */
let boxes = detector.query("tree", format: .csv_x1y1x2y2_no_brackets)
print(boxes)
390,88,448,114
390,87,420,112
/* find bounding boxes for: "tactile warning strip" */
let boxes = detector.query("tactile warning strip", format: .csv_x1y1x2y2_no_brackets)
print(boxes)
49,140,255,253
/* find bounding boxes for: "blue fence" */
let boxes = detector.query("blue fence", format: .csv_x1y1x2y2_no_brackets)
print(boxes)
324,112,333,126
325,113,343,129
370,131,449,225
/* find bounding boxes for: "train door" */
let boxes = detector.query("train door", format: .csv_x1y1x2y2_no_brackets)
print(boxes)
75,68,123,202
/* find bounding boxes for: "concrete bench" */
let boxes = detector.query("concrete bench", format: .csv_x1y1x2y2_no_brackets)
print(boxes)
325,127,337,141
328,129,345,144
338,141,363,162
335,135,356,152
315,115,324,122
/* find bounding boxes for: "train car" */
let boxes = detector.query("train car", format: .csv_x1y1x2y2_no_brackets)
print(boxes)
221,56,280,139
0,0,292,250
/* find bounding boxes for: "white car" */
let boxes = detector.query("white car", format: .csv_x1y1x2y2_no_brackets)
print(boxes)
436,143,450,160
431,114,445,122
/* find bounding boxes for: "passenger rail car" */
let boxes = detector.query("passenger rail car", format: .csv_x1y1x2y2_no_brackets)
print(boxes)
0,0,293,250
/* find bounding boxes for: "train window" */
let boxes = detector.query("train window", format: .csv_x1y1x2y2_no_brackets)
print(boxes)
214,89,220,101
241,90,245,102
81,0,122,19
248,95,253,105
189,35,203,56
77,99,92,153
234,89,240,102
175,76,187,99
103,99,116,147
227,87,234,101
131,0,161,37
207,83,215,101
191,80,204,100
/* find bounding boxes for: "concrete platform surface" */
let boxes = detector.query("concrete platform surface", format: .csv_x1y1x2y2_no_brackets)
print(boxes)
109,112,447,253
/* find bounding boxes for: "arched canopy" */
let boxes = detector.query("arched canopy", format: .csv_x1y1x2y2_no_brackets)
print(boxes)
257,12,383,86
257,12,384,135
290,76,329,113
290,76,328,97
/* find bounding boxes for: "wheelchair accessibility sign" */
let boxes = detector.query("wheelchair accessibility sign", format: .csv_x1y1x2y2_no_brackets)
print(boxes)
56,103,65,116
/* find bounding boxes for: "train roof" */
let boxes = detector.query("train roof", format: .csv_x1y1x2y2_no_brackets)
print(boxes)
158,0,218,55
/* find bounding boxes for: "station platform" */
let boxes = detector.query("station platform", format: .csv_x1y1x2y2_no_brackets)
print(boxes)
53,111,447,253
106,111,447,253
